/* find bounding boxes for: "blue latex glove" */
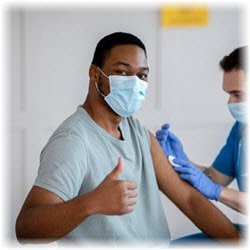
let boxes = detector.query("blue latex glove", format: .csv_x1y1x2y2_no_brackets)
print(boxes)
156,123,188,161
173,158,222,201
155,124,174,156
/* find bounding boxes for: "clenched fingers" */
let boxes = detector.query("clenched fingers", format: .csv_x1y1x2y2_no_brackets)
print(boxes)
125,181,137,190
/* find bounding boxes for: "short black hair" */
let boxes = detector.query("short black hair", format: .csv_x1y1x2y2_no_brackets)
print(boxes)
220,46,247,72
91,32,147,68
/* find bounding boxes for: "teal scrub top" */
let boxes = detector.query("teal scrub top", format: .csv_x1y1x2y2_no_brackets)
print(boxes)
212,122,248,192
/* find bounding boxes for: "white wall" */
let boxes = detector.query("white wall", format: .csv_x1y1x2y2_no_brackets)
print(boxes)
7,5,247,244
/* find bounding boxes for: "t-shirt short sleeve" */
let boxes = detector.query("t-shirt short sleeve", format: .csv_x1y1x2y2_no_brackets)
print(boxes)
34,133,88,201
212,123,238,178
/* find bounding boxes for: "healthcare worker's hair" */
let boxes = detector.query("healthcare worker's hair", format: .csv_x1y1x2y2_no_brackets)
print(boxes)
220,46,247,72
91,32,147,68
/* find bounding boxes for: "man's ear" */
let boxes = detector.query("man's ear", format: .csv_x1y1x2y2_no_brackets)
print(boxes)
89,64,99,83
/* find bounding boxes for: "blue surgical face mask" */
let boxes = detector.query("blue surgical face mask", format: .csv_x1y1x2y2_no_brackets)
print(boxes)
227,102,248,124
95,67,148,117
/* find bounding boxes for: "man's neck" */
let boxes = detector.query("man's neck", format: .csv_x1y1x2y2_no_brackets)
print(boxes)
82,97,123,139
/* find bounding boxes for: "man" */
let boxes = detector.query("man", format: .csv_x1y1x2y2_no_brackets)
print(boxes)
156,46,248,215
16,32,240,246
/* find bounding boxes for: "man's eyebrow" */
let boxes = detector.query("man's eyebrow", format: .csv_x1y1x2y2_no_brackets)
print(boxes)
112,61,149,71
228,90,243,95
112,61,131,67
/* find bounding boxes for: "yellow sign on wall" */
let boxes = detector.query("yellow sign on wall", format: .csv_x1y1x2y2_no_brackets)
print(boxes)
161,5,209,27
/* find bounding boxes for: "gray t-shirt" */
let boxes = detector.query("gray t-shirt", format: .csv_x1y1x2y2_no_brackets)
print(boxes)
34,106,170,246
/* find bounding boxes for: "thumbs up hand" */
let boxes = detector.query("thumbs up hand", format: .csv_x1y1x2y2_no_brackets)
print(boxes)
91,157,138,215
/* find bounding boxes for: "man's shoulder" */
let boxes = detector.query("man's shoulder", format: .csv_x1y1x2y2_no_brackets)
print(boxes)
125,116,150,144
47,107,89,146
126,116,148,133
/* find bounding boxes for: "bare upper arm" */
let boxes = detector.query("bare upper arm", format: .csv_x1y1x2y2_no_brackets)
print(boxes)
148,130,197,207
19,186,64,215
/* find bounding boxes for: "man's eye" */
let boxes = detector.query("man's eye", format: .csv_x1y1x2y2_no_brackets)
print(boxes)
137,74,148,80
234,92,243,98
115,70,128,76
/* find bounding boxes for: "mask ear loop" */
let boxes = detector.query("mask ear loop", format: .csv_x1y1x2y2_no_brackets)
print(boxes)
97,67,109,78
95,82,106,98
95,66,109,98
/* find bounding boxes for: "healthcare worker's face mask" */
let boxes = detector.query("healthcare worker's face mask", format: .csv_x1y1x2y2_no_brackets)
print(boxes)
95,67,148,117
227,101,248,124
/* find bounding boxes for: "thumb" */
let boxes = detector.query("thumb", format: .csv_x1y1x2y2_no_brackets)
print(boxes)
162,123,170,130
108,156,123,179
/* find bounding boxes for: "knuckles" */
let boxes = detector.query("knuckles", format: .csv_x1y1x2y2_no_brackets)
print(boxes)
100,177,138,215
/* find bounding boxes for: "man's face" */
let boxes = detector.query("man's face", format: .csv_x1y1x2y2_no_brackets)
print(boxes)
98,44,149,95
222,69,247,104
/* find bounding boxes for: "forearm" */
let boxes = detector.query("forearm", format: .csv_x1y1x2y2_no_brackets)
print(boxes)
182,189,240,240
16,164,136,243
16,191,97,242
190,161,207,172
219,187,247,214
159,173,240,240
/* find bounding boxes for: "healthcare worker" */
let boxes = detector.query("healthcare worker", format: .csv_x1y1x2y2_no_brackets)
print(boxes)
16,32,240,246
156,46,248,215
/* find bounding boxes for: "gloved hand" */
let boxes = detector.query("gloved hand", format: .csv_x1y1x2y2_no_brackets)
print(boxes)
156,123,188,161
173,158,222,201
